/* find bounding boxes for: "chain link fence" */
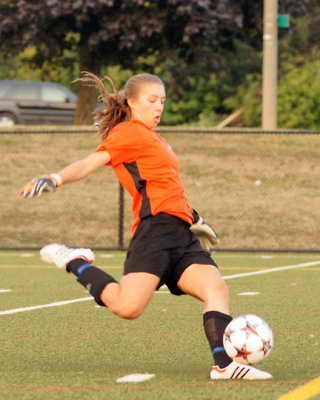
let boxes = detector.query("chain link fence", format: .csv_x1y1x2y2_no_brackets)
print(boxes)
1,127,320,251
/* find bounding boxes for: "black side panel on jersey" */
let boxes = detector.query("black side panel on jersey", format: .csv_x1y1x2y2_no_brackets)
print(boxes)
123,161,152,219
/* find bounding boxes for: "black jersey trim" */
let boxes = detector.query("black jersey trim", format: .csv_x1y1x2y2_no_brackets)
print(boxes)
123,161,152,219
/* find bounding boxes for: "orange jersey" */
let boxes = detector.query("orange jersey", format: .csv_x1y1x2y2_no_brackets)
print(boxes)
95,120,193,234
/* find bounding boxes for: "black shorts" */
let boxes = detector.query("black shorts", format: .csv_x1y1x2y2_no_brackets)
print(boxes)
123,213,217,295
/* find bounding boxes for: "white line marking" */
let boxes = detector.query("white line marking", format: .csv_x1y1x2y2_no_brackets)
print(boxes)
0,289,12,293
116,373,155,383
0,297,92,315
222,260,320,280
238,292,260,296
1,260,319,316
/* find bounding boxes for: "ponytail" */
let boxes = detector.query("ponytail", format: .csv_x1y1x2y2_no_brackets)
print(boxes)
77,71,130,141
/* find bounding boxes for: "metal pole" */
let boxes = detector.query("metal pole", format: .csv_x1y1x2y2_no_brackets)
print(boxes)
262,0,278,130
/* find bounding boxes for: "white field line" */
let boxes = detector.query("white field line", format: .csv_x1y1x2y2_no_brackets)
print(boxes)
222,260,320,280
1,260,319,316
0,297,92,315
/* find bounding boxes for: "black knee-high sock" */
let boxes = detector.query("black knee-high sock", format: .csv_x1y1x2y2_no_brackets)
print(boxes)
203,311,233,368
67,258,117,306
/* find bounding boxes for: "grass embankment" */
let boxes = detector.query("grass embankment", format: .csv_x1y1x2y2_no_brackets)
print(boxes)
1,128,320,249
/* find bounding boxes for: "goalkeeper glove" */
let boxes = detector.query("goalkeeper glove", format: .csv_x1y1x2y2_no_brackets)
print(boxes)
18,173,63,198
190,209,220,252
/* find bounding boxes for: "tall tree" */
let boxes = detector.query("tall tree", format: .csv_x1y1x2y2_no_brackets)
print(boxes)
0,0,238,124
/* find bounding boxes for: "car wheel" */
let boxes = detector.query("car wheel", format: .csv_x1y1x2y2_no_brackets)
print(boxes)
0,112,18,127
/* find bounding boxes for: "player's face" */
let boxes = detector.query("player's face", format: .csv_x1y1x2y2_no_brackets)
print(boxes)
128,82,166,128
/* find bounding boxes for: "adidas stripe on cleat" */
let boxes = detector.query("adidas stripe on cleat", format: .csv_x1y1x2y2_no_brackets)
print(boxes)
210,361,273,380
40,244,94,269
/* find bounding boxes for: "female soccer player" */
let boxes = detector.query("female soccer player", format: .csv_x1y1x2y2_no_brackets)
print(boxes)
18,72,272,380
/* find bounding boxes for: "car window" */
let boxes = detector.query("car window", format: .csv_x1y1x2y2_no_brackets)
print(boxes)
41,86,68,103
7,85,39,101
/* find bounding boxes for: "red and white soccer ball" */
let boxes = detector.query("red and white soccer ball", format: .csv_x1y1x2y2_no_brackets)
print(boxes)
223,314,273,365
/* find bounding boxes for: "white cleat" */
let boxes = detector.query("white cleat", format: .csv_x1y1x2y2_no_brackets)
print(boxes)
210,361,273,380
40,244,94,269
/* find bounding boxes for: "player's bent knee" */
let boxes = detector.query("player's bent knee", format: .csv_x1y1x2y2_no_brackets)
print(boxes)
203,277,229,303
108,303,144,320
211,273,228,291
204,274,228,292
117,309,142,320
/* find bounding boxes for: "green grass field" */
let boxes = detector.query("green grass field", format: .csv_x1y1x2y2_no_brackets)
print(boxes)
1,251,320,400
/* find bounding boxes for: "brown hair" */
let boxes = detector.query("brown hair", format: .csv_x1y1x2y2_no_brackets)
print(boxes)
78,72,164,140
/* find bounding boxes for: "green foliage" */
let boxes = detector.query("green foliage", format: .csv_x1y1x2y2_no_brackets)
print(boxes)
162,39,262,127
226,6,320,129
278,58,320,129
224,74,262,127
0,0,228,74
161,73,222,126
0,1,319,127
100,65,133,91
279,3,320,66
0,34,80,93
225,55,320,129
0,0,243,124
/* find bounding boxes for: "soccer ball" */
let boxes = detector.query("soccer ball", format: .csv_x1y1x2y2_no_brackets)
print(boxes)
223,314,273,365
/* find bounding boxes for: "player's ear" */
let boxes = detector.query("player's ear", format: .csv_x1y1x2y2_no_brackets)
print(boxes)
127,97,136,110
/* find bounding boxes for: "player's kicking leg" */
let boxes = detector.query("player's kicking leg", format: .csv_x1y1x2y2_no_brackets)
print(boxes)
40,243,160,319
40,244,272,379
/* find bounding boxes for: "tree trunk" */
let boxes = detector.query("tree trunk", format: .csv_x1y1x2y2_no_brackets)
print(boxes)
74,42,102,125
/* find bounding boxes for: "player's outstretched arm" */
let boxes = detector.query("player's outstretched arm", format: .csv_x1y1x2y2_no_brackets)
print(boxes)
18,151,111,199
190,209,220,252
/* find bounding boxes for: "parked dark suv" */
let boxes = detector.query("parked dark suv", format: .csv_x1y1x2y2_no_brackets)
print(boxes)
0,80,77,126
